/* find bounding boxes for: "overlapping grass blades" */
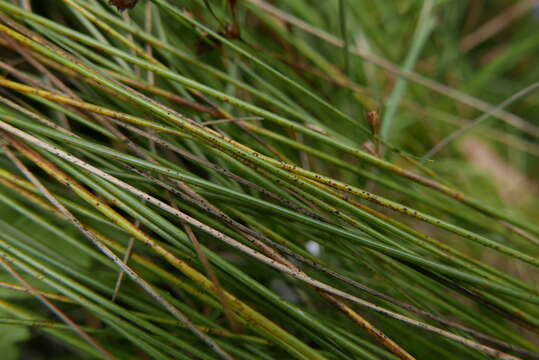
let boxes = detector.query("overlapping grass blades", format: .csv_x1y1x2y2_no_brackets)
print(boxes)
0,1,537,359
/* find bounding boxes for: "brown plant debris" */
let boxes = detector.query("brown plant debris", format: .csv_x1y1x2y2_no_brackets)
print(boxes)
109,0,139,11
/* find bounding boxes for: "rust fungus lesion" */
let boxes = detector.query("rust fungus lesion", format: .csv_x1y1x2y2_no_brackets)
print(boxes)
109,0,139,11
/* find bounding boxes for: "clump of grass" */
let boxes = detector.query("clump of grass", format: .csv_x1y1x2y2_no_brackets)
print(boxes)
0,1,538,359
